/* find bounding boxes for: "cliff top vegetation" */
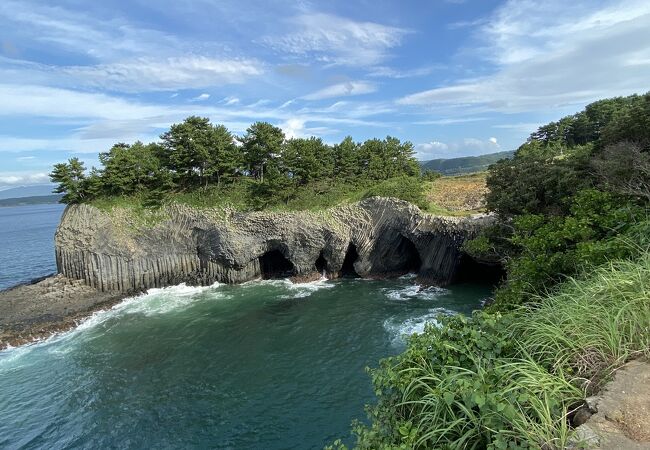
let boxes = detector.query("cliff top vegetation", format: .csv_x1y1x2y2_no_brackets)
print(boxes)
49,117,491,216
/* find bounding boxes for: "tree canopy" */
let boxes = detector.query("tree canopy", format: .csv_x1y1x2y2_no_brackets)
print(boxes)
50,117,423,208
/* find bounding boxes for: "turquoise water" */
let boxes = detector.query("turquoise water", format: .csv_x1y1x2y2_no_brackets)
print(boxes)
0,203,65,290
0,276,491,449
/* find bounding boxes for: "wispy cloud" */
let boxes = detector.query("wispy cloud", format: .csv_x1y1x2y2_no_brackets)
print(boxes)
416,137,501,159
399,0,650,112
261,13,410,66
413,117,487,126
66,57,263,92
0,171,50,187
368,65,436,79
302,81,377,101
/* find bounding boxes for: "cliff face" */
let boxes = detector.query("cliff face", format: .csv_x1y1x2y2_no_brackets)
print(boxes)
55,197,494,293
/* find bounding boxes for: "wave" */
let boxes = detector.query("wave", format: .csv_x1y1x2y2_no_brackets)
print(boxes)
0,282,226,361
382,284,446,301
112,282,226,317
240,276,334,299
383,307,452,346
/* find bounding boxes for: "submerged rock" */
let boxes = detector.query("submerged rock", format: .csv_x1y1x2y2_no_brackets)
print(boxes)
55,197,496,294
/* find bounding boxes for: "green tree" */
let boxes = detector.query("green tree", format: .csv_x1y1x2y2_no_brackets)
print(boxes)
99,141,168,195
49,157,87,203
282,137,333,185
160,116,214,188
205,124,241,186
239,122,285,183
333,136,360,180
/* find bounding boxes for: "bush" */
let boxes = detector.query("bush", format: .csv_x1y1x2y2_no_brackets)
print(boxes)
361,176,427,209
489,192,646,309
334,251,650,449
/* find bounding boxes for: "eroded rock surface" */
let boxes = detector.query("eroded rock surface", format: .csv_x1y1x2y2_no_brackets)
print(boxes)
573,359,650,449
55,197,495,293
0,275,123,348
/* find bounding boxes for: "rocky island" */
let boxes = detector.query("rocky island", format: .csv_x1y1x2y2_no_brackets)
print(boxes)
0,197,495,349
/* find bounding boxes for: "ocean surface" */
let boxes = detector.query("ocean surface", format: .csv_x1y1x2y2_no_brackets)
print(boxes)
0,203,66,290
0,204,493,449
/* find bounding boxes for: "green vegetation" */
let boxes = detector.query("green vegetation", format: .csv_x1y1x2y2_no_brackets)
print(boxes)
334,92,650,448
49,118,423,212
420,150,514,175
466,92,650,310
331,253,650,449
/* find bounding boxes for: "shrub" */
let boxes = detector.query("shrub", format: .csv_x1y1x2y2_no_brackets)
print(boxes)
334,251,650,449
361,176,427,209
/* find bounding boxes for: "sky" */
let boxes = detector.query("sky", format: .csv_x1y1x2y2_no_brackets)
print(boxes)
1,0,649,189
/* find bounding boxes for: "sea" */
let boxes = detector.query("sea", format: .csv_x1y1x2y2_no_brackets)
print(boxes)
0,203,492,449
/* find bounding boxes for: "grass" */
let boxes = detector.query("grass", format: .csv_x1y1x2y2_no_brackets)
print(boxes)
337,250,650,449
89,174,489,222
512,255,650,393
423,172,487,216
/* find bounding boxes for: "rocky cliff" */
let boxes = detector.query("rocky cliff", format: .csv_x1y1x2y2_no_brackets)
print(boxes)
55,197,495,294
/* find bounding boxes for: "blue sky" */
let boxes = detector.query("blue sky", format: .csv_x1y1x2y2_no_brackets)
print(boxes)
1,0,649,189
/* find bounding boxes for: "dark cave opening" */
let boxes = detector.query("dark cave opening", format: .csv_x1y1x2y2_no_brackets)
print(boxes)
340,243,359,277
454,253,505,285
394,235,422,273
259,249,295,279
315,251,328,275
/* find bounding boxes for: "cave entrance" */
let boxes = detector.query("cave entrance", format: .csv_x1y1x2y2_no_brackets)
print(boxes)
340,243,359,277
395,235,422,273
454,253,505,286
259,249,295,279
315,251,328,275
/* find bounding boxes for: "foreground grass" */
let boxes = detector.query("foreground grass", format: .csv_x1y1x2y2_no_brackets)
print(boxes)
331,252,650,449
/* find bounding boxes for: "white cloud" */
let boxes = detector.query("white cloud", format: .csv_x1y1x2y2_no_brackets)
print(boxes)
302,81,377,101
414,117,487,125
193,93,211,101
262,13,410,66
0,171,50,187
222,96,240,105
416,137,501,159
368,65,436,79
399,0,650,112
65,57,263,92
0,1,263,92
281,118,306,139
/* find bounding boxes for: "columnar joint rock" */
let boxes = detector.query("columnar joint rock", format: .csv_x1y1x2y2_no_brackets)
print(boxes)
55,197,495,293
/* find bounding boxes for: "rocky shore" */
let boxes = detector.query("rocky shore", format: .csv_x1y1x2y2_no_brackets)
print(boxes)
1,197,498,350
0,275,125,349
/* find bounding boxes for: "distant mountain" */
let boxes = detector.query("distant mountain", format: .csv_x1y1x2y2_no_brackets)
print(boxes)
420,150,514,175
0,184,57,200
0,194,63,207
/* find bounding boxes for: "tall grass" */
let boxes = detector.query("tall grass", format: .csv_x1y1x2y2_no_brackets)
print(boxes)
512,255,650,392
341,252,650,449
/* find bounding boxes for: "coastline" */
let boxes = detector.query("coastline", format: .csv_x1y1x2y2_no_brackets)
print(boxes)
0,275,129,350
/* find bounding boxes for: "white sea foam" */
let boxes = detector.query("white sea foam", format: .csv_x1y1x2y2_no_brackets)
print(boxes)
383,284,446,301
240,276,334,298
280,277,334,299
112,282,226,317
383,308,452,346
0,282,225,360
